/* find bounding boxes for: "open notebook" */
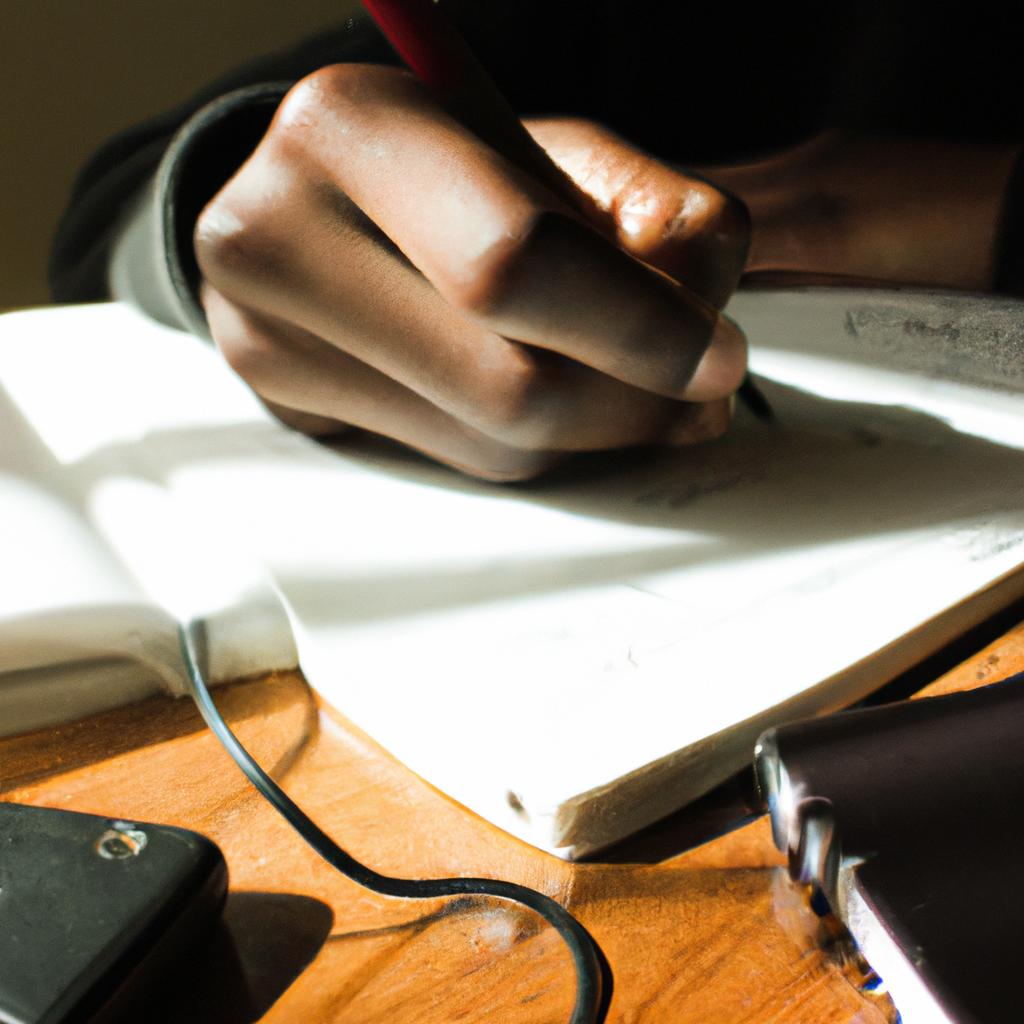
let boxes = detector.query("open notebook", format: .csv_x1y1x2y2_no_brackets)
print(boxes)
2,290,1023,857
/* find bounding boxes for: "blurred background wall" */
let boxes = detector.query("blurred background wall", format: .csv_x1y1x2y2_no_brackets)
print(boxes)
1,0,360,310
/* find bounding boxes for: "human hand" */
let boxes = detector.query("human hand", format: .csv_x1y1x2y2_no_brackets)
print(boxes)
195,64,750,480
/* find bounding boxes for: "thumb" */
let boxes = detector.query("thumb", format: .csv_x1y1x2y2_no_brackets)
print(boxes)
526,118,750,309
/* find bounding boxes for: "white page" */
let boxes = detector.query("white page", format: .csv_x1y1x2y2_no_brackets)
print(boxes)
0,305,297,734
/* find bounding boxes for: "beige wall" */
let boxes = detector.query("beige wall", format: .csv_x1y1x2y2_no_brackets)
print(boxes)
1,0,360,310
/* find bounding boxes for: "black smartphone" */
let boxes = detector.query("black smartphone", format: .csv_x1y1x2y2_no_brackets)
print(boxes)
0,802,227,1024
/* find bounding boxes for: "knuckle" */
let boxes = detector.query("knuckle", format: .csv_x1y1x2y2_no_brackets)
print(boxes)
445,207,560,322
211,320,279,390
278,64,360,125
277,63,412,135
471,354,560,450
678,184,751,257
275,71,331,132
443,265,505,323
194,191,280,288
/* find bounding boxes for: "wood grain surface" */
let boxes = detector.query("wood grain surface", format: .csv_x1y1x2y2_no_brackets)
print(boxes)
4,618,1023,1023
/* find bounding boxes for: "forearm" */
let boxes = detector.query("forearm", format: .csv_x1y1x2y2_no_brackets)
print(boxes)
706,133,1024,294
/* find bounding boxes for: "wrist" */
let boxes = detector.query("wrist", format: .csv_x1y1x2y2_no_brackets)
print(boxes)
719,134,1022,292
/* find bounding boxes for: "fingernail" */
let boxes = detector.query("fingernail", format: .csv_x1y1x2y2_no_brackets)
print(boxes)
684,313,747,401
665,399,731,445
712,312,746,351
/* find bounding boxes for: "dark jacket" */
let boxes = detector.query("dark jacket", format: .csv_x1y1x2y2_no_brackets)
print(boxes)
49,2,1024,329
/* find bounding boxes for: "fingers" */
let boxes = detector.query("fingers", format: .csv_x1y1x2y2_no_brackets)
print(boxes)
456,211,747,402
525,118,751,309
203,289,731,481
257,64,746,402
203,268,729,468
203,288,559,481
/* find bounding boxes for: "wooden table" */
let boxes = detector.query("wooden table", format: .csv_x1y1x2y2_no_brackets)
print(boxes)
4,620,1023,1023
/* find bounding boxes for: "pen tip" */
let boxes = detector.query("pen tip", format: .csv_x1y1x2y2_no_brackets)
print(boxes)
737,376,774,422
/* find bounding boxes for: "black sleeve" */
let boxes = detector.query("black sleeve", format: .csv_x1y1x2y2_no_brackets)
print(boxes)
45,0,870,324
51,1,1024,319
48,4,606,330
44,0,835,328
48,17,398,322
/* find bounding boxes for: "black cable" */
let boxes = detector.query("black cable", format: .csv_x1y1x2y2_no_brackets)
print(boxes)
177,622,607,1024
